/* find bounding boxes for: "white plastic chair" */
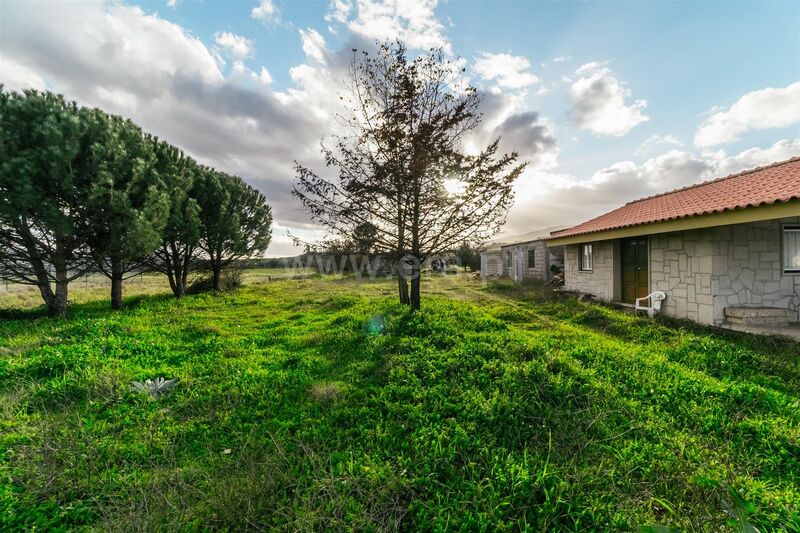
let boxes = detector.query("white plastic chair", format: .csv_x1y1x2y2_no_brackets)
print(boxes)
635,291,666,318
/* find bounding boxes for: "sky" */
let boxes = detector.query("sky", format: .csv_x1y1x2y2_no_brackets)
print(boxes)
1,0,799,256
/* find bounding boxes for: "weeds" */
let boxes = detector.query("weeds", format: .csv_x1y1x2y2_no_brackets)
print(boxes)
0,275,798,530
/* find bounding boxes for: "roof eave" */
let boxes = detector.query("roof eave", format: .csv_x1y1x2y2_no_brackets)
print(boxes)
545,199,800,246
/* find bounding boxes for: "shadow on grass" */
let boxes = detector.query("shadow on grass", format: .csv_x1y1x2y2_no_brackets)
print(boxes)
490,278,800,352
484,281,800,394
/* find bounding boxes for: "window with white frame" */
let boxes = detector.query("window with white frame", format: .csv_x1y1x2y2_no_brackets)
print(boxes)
783,225,800,273
579,244,593,271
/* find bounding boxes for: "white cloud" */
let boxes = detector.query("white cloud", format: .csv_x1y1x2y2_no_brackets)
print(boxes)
1,2,224,95
551,55,571,63
464,90,558,172
325,0,352,24
503,150,710,237
230,60,249,77
702,138,800,176
575,60,608,74
1,0,489,256
634,134,683,156
20,0,793,260
694,81,800,148
568,62,648,136
327,0,451,53
299,28,328,65
214,31,253,59
501,139,800,239
493,112,558,169
257,66,273,85
251,0,280,26
473,52,538,91
0,54,47,90
0,1,335,257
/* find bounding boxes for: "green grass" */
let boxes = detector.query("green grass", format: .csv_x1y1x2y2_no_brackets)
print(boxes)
0,275,798,531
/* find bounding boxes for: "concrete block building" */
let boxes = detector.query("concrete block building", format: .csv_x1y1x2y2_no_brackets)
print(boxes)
481,239,564,282
479,245,505,280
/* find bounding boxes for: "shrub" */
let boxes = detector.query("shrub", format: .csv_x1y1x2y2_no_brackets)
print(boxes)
186,269,242,295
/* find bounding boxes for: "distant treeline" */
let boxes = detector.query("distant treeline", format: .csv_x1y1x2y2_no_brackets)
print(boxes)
0,88,273,315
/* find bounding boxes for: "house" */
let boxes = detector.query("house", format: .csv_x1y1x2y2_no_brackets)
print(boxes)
481,238,564,282
546,157,800,328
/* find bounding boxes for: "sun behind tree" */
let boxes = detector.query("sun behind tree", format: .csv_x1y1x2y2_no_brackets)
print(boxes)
293,41,526,310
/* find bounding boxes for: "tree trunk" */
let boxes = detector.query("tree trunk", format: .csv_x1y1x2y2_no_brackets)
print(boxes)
212,266,221,291
177,242,193,298
52,266,69,316
37,281,58,315
174,277,186,298
410,260,421,311
396,256,411,305
31,264,58,315
397,275,409,305
168,242,187,298
110,258,124,310
410,170,421,311
166,268,179,298
19,224,67,315
165,261,185,298
178,269,189,298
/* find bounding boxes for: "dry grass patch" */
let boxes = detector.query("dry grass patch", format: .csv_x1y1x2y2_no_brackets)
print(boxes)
310,381,344,403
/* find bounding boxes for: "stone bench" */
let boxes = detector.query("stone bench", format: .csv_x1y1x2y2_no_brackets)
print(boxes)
724,306,791,328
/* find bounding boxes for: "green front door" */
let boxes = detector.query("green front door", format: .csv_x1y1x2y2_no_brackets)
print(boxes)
621,237,649,303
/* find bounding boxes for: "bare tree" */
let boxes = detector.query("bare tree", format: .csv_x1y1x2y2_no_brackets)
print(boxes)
294,41,525,309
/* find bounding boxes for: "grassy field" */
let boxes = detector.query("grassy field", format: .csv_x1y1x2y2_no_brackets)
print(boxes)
0,273,798,531
0,268,314,310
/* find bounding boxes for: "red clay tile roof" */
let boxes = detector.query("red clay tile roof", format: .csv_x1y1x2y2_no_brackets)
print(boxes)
547,157,800,240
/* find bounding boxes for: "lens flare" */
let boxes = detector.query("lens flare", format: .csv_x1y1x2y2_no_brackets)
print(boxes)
366,316,385,335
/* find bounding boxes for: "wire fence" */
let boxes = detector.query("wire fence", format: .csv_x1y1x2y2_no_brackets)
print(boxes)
0,268,317,295
0,271,151,294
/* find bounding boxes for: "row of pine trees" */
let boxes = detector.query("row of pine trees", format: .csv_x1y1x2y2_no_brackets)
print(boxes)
0,88,273,315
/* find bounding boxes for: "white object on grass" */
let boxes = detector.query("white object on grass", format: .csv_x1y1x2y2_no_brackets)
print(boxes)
635,291,666,318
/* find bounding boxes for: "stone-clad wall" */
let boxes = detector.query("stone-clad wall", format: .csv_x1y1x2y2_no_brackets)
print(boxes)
563,240,617,300
563,218,800,326
649,230,715,324
711,218,800,324
642,220,800,325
